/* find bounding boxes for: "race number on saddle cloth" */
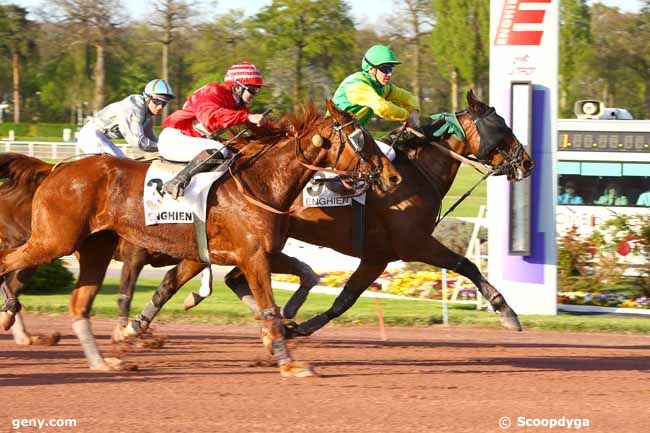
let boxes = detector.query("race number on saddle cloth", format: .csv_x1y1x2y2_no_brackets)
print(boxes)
142,160,231,226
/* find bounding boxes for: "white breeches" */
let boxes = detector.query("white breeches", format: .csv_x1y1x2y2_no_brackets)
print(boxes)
158,128,231,162
375,140,396,161
77,122,126,157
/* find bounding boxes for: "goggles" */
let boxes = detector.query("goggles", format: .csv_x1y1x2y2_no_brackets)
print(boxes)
377,64,395,74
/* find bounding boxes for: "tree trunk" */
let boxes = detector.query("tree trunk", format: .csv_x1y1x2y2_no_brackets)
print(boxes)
94,43,106,114
450,67,458,112
162,41,169,119
12,51,20,123
294,44,303,106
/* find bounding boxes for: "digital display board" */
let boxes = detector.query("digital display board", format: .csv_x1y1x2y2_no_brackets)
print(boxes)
558,131,650,151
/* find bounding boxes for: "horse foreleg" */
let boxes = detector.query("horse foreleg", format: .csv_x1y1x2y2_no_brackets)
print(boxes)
287,260,387,339
239,255,315,378
125,260,205,337
401,236,521,331
69,232,129,371
110,257,146,343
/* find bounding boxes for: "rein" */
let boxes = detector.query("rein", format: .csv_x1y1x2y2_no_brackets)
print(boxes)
227,117,380,215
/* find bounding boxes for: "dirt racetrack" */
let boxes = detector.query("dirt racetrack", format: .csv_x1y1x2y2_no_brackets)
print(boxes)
1,314,648,433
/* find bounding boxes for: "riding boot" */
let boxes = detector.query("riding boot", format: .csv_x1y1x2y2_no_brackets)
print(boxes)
163,149,225,199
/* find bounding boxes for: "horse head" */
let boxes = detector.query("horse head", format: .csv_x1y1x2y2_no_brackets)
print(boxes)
323,99,402,192
459,90,535,181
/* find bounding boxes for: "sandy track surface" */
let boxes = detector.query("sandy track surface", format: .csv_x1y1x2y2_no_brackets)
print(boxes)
1,314,649,433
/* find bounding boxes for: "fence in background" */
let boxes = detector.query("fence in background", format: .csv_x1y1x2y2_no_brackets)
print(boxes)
1,140,146,160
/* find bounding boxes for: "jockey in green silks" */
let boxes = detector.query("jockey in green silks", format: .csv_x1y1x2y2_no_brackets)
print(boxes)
332,44,420,160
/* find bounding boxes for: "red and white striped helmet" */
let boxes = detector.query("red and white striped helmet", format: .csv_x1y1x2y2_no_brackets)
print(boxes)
224,61,266,89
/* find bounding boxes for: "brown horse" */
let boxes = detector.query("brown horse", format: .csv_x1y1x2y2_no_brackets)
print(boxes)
0,101,401,376
0,157,319,346
128,90,534,336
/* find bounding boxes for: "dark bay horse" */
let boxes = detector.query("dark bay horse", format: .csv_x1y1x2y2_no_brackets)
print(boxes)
131,90,534,336
0,101,401,376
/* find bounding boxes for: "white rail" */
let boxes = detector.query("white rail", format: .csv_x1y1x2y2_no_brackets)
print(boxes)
1,140,146,160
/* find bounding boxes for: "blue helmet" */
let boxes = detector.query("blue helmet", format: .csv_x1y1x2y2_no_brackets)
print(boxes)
143,79,175,101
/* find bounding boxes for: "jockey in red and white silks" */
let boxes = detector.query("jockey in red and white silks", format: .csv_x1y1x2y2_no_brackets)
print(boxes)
158,61,269,163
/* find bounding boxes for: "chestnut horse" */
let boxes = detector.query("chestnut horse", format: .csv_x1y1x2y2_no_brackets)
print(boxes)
128,90,534,336
0,101,401,376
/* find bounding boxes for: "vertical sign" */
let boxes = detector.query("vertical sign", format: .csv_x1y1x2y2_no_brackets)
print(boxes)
488,0,558,314
509,81,532,255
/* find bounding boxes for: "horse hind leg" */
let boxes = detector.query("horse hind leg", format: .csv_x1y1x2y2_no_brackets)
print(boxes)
7,268,61,346
287,260,387,339
224,267,259,315
275,254,320,319
182,266,211,310
224,253,320,319
1,240,75,330
124,260,205,338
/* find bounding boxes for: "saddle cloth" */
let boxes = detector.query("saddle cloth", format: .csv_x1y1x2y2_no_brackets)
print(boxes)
143,160,230,226
302,171,366,208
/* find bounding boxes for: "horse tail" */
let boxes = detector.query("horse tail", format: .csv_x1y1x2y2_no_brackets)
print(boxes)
0,152,54,194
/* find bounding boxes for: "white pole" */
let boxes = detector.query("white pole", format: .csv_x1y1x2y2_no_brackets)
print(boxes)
442,268,449,325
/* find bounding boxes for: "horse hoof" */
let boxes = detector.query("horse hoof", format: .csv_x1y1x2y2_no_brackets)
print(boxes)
91,357,137,371
123,322,143,338
29,332,61,346
1,311,16,331
280,361,318,378
183,292,205,311
111,325,128,343
499,311,523,331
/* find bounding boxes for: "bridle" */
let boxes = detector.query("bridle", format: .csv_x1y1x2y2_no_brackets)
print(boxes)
228,115,386,214
460,107,526,179
295,117,384,191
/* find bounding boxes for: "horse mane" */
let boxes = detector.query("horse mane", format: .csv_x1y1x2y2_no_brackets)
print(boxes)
231,103,327,170
0,152,53,193
280,103,326,139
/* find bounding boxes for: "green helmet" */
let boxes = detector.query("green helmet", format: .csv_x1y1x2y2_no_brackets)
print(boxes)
361,45,401,71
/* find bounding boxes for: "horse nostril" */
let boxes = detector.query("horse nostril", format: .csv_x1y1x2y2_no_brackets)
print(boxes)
389,175,402,186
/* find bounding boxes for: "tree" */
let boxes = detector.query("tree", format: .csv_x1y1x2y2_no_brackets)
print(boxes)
0,5,32,122
431,0,488,111
389,0,433,112
149,0,195,117
49,0,124,113
254,0,355,107
559,0,591,117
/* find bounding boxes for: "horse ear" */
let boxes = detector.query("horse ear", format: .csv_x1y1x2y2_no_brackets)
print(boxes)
466,89,486,114
326,99,346,124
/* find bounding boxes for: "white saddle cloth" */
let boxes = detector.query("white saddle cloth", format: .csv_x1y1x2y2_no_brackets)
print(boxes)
143,160,230,226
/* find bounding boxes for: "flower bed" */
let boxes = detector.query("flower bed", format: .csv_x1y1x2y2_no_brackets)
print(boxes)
274,269,478,300
557,291,650,309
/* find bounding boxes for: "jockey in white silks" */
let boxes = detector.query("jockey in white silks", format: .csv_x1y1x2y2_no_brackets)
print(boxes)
78,79,175,157
77,80,214,309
